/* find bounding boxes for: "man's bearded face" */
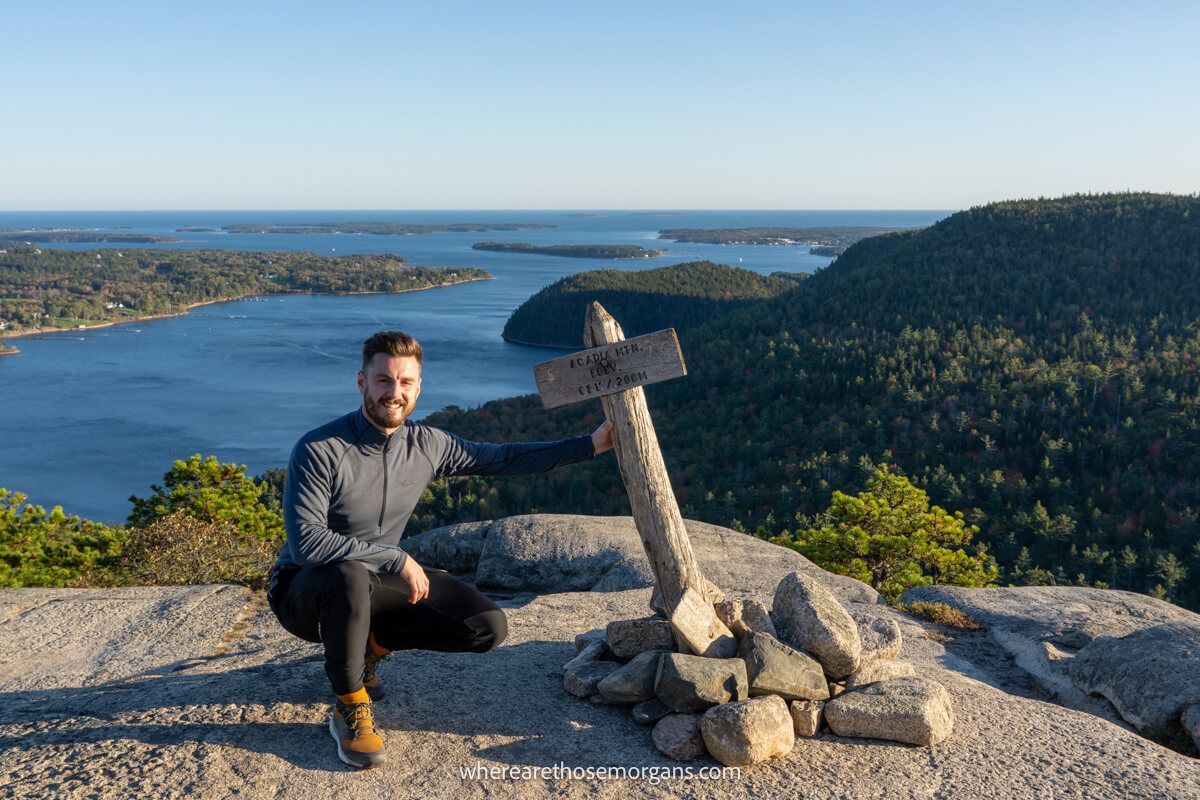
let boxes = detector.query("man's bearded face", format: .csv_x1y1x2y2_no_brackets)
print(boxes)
358,354,422,432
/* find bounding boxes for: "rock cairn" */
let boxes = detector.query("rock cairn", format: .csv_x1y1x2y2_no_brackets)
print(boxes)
563,570,956,767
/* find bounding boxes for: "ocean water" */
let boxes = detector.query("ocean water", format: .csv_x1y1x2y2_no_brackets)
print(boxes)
0,209,948,522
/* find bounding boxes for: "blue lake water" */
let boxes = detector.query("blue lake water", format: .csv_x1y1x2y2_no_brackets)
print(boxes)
0,210,948,522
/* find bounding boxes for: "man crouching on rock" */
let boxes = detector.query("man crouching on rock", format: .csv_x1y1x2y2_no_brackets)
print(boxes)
267,330,613,769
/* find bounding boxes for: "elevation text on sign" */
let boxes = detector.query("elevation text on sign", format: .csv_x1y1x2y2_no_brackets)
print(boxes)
534,329,687,409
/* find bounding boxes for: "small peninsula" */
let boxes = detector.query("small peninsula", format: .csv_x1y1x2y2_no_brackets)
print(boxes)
502,260,798,348
0,246,489,348
471,242,665,259
658,226,910,255
0,228,180,244
222,221,557,235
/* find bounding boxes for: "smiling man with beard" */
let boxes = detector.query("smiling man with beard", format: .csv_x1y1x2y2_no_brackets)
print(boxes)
267,330,613,769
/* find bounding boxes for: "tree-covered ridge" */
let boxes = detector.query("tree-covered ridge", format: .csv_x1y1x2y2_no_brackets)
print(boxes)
657,226,908,248
222,221,556,235
501,261,799,348
816,193,1200,331
0,229,180,244
0,246,489,335
419,193,1200,610
471,242,665,259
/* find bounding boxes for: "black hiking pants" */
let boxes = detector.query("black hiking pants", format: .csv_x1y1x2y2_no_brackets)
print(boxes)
268,561,508,696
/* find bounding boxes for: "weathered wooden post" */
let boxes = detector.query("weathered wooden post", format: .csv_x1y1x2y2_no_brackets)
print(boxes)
535,302,735,657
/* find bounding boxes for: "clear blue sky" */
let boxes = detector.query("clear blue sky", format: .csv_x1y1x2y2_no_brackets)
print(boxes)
3,1,1197,210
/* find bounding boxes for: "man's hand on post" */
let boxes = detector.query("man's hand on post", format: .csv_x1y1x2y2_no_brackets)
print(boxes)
399,555,430,603
592,420,614,454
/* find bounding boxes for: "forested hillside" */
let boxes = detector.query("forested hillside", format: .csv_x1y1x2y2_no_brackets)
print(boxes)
419,194,1200,610
502,261,801,347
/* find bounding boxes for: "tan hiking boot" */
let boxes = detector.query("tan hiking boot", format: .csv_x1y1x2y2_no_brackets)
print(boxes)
329,688,385,769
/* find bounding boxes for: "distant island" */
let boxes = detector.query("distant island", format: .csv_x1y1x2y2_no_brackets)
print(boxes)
0,246,489,348
0,228,180,244
222,222,557,235
502,260,799,348
471,242,665,259
658,226,910,255
176,226,220,233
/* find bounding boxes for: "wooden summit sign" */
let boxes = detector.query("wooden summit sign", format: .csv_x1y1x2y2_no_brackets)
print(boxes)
534,328,686,410
534,303,713,615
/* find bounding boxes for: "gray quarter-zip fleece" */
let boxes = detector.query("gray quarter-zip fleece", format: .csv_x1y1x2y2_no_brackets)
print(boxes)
276,408,595,574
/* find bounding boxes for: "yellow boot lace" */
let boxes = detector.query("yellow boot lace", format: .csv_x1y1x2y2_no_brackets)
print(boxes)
343,701,377,738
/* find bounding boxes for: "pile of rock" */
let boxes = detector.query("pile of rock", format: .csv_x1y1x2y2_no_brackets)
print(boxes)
563,570,955,767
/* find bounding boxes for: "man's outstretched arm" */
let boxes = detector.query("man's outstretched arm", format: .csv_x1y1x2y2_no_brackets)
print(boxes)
430,420,613,478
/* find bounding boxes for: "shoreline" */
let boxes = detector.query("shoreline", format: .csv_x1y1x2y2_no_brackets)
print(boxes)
501,333,575,350
0,275,491,349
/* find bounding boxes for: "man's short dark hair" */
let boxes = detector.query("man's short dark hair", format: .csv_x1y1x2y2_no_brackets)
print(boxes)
361,331,423,370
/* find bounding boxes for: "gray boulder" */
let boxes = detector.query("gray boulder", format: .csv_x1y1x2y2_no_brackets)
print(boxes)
853,610,902,664
475,515,647,592
631,698,670,725
592,559,656,592
789,699,825,737
900,584,1193,722
1183,704,1200,753
716,598,778,640
564,660,619,698
573,628,606,651
597,651,661,705
668,587,737,658
403,514,881,603
846,659,917,689
649,578,727,618
773,571,862,679
700,695,795,767
825,676,955,746
655,653,748,712
1070,621,1200,733
687,522,879,605
396,520,488,575
739,631,829,701
652,713,707,761
562,640,606,673
606,616,674,659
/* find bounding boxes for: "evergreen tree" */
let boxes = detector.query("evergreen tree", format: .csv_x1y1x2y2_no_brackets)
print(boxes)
128,455,284,542
770,463,998,601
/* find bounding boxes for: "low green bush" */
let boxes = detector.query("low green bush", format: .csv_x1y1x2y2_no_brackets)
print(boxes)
0,489,126,588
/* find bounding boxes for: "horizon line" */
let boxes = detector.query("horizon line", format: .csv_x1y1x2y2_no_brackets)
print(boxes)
0,207,958,213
